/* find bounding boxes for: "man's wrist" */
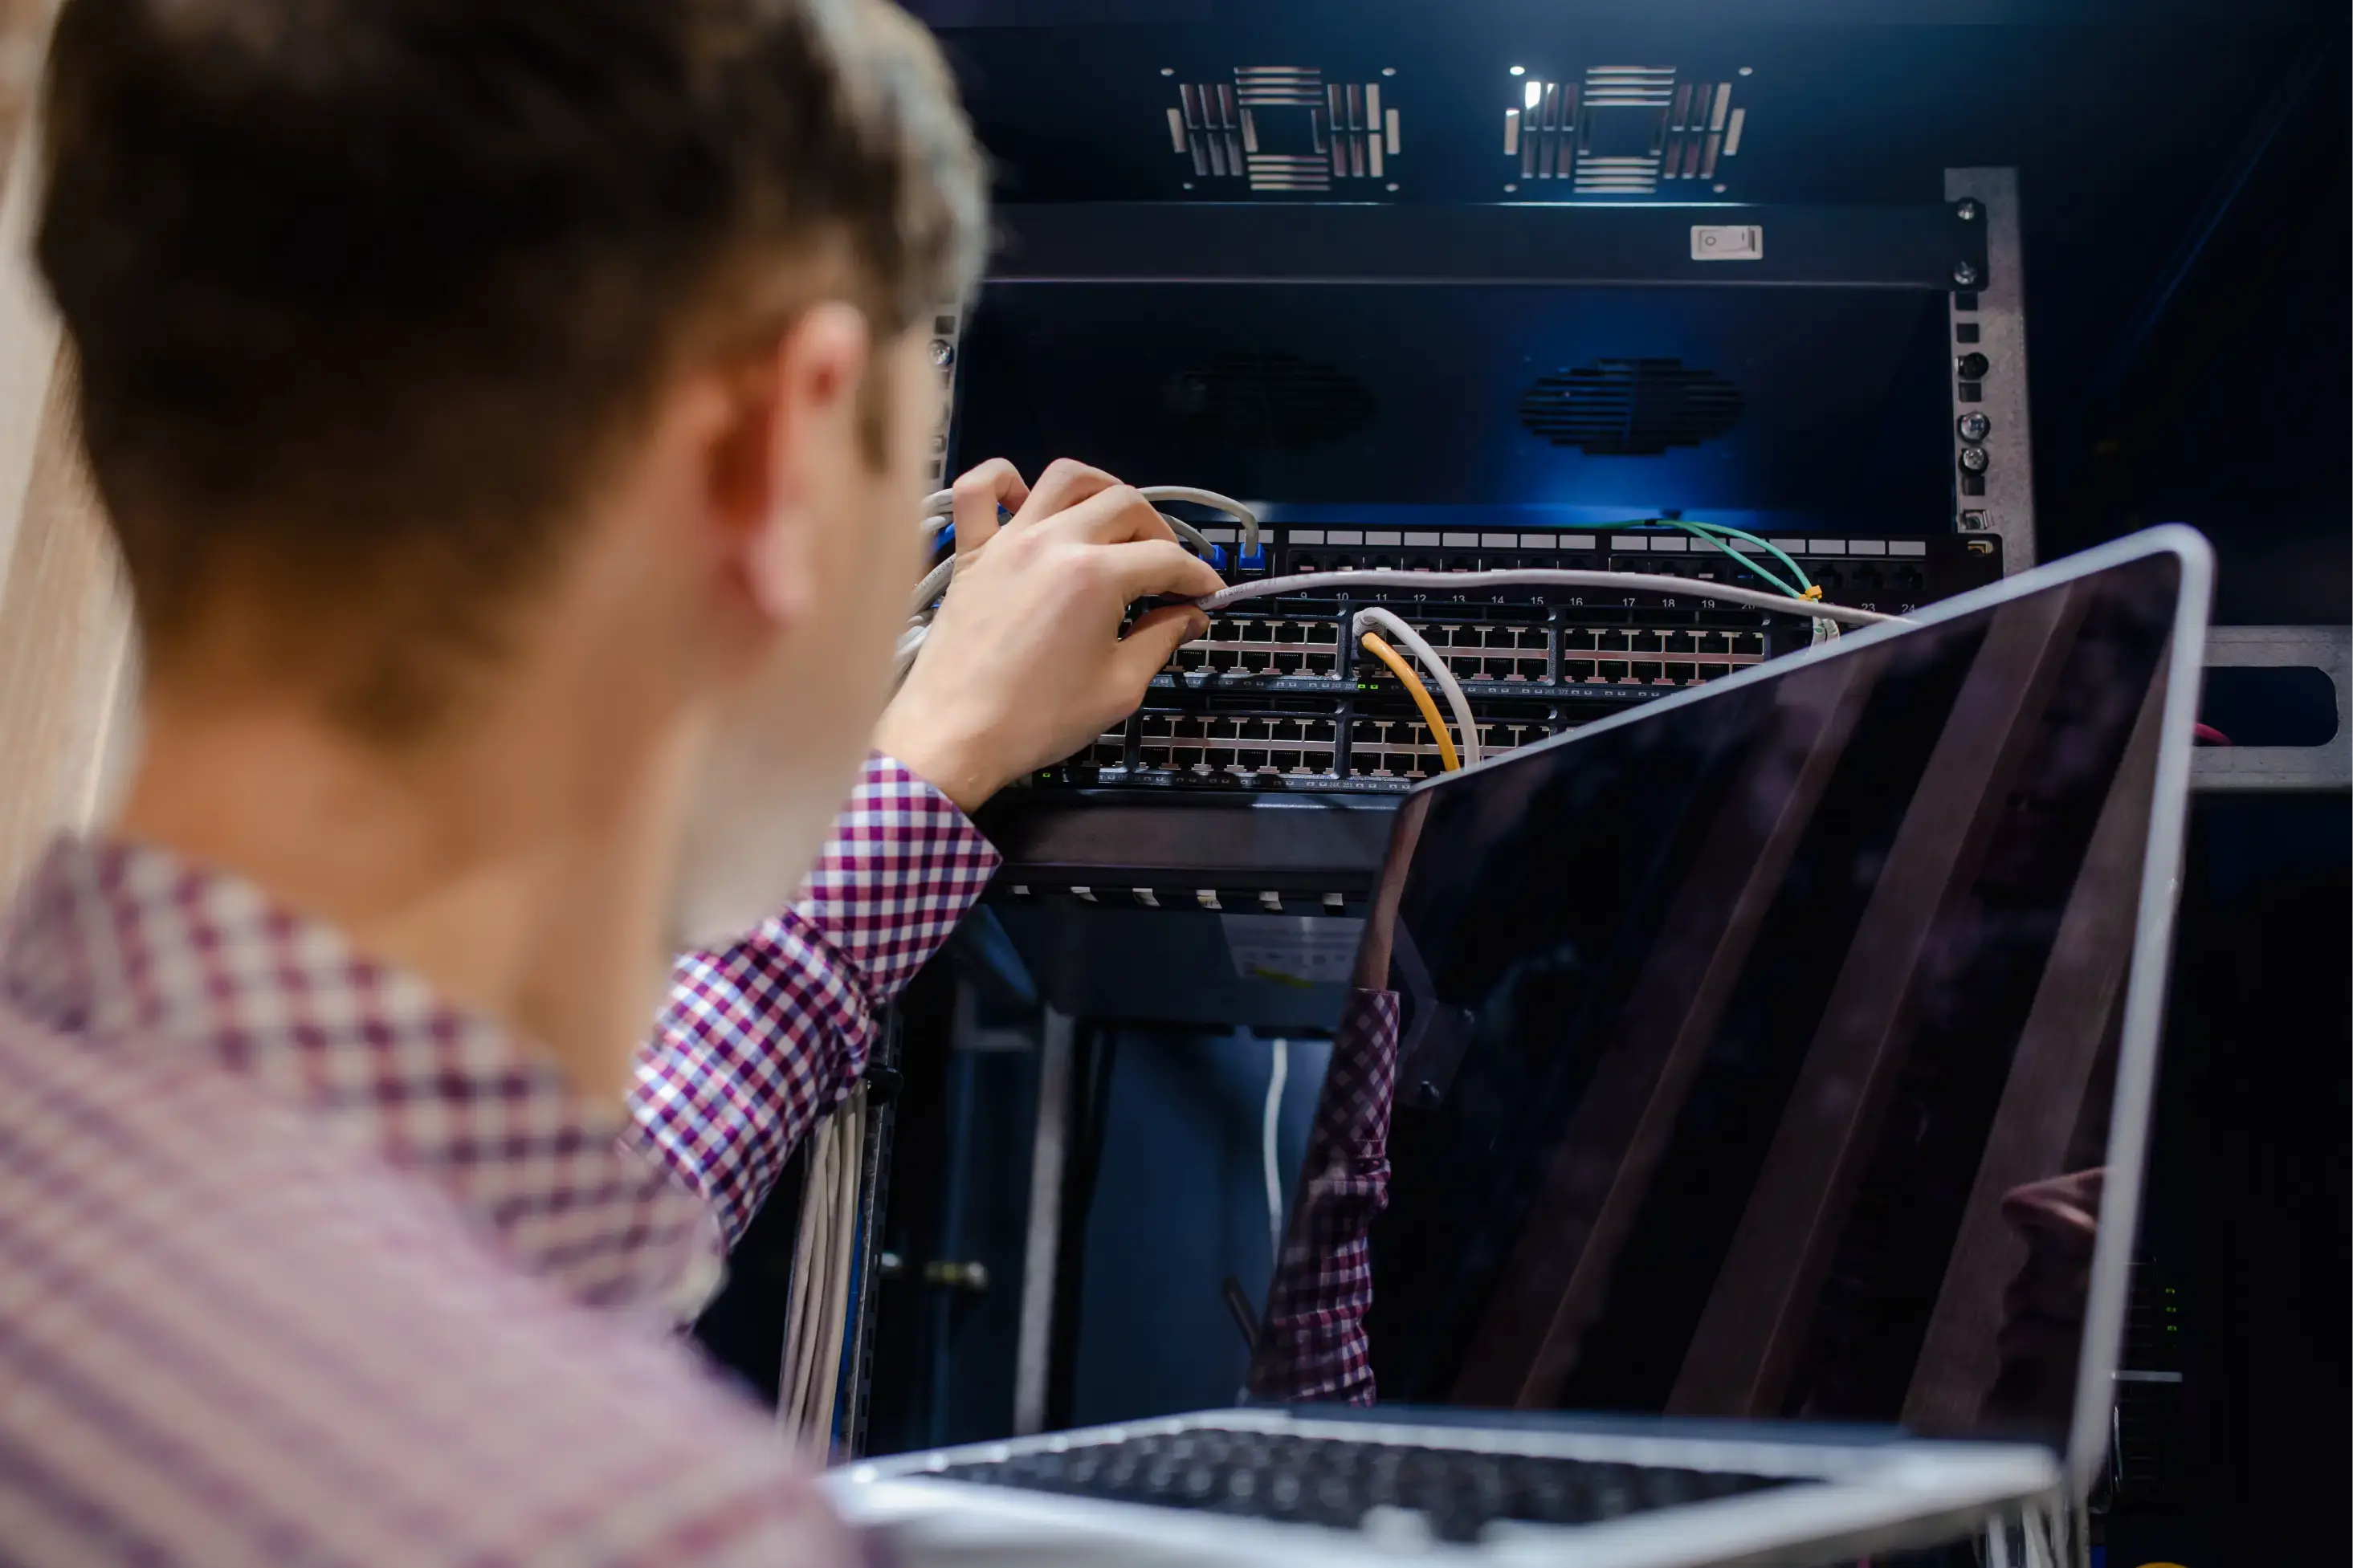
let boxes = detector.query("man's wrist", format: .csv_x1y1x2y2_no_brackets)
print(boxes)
871,719,1008,817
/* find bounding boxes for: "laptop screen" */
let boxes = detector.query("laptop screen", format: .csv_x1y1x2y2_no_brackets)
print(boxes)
1356,549,2184,1453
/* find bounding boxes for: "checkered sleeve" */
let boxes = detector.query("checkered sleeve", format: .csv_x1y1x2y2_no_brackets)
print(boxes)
1248,988,1400,1406
628,755,999,1245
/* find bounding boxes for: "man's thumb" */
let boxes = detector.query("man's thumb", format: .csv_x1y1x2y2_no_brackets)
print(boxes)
1113,604,1209,694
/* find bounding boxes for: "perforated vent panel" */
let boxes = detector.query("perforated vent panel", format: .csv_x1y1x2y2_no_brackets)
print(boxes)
1517,359,1743,455
1167,354,1378,450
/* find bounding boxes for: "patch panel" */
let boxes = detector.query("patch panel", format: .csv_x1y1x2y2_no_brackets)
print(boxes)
1022,523,2000,797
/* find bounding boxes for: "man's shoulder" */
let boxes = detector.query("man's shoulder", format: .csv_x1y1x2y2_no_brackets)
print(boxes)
0,1008,850,1565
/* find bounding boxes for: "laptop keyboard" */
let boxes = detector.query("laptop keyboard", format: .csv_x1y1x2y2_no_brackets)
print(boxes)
933,1428,1790,1542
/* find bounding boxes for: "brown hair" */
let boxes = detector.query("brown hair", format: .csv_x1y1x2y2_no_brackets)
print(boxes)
37,0,985,734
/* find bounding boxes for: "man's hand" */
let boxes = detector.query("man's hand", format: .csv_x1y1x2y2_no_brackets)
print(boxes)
875,458,1225,813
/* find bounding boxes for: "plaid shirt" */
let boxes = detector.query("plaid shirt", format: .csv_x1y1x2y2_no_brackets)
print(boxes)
1249,988,1401,1405
0,755,993,1564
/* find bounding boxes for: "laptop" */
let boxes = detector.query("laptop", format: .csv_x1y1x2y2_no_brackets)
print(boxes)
827,526,2212,1566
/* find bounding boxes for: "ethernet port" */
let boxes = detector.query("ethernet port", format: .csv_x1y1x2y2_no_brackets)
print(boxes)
1566,658,1597,682
1238,748,1270,771
1517,658,1552,682
1291,555,1320,574
1205,747,1238,772
1698,662,1731,681
1813,567,1845,593
1238,719,1269,742
1270,747,1302,772
1274,652,1304,674
1516,628,1548,651
1176,646,1207,670
1597,630,1630,653
1598,659,1629,682
1698,632,1731,655
1890,566,1925,595
1851,566,1885,593
1274,621,1305,644
1736,633,1766,658
1564,629,1597,652
1631,660,1664,683
1629,630,1663,654
1209,648,1238,672
1173,746,1203,769
1664,632,1696,654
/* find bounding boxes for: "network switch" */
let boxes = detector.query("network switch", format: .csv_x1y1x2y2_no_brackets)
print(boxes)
1023,523,1997,796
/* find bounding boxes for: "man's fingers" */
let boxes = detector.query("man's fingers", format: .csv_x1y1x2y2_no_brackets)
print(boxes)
1006,458,1121,532
951,458,1029,556
1038,483,1189,550
1111,604,1210,697
1103,536,1225,603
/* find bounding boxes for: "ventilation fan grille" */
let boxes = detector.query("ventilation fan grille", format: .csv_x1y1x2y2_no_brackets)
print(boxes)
1501,66,1746,194
1518,359,1743,455
1168,354,1377,451
1168,67,1399,192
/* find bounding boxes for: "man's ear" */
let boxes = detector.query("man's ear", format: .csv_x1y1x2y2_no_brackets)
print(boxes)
715,301,874,627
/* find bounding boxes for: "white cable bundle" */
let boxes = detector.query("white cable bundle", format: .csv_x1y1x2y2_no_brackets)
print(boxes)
1201,569,1898,628
778,1086,866,1459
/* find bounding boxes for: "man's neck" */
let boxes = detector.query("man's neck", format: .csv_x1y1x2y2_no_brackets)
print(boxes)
115,689,700,1105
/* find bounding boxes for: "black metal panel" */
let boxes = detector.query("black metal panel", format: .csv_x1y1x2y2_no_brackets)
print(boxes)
990,903,1358,1029
954,282,1955,522
990,202,1983,289
979,789,1400,891
919,2,2332,214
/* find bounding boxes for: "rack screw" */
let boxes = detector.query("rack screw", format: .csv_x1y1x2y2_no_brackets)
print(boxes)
1955,198,1983,222
1952,260,1981,288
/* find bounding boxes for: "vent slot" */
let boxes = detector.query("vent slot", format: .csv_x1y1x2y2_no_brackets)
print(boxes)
1517,359,1743,455
1167,354,1377,451
1504,67,1742,195
1170,67,1401,193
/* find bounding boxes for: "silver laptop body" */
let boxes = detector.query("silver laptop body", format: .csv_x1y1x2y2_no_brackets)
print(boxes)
830,527,2213,1566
